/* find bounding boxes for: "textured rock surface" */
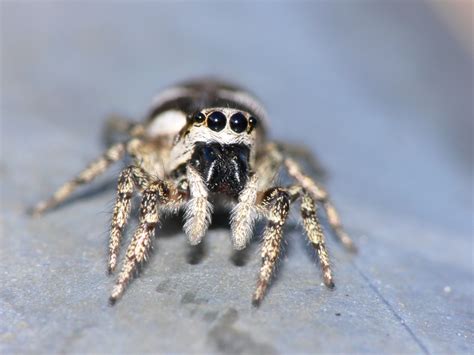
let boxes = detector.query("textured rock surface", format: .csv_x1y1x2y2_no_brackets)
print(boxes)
1,2,472,354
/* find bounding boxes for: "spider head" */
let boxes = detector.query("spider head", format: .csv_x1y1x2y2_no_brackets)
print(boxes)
190,142,250,196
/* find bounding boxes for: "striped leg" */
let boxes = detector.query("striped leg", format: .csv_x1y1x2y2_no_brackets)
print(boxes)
109,179,181,304
108,165,151,273
301,194,334,288
252,188,291,306
284,157,356,252
32,143,125,216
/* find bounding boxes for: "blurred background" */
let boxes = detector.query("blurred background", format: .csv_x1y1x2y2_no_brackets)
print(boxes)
1,1,472,354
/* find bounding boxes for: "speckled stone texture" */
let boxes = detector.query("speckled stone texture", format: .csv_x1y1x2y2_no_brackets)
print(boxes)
1,2,472,354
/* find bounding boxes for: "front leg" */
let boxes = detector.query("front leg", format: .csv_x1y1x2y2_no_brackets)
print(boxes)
252,187,291,306
183,166,213,245
230,173,259,250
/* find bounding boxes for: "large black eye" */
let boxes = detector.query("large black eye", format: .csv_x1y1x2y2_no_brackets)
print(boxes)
193,112,206,123
229,113,247,133
248,116,257,132
207,111,226,131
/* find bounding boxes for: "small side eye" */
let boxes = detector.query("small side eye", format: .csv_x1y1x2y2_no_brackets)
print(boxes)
229,113,247,133
207,111,226,132
193,112,206,124
248,116,257,133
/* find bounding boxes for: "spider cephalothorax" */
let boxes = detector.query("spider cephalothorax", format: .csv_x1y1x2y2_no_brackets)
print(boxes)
33,78,355,305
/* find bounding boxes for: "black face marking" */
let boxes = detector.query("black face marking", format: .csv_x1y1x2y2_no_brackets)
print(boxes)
190,142,250,196
248,116,257,133
229,112,247,133
207,111,226,132
193,112,206,123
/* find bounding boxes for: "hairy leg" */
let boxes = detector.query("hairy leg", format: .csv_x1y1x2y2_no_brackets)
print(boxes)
108,165,151,273
253,187,291,306
102,114,144,147
230,173,259,250
109,179,183,304
32,143,126,216
183,166,213,245
274,141,326,178
254,143,284,190
301,193,334,288
284,157,356,251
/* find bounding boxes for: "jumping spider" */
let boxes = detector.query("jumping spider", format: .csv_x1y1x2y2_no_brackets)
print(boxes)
33,79,355,305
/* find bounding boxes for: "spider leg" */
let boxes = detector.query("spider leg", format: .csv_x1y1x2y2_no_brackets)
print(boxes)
109,179,183,304
274,141,326,178
102,115,144,147
301,193,334,288
254,143,284,189
108,165,151,273
230,173,259,250
183,166,213,245
252,187,291,306
32,142,126,216
284,157,356,252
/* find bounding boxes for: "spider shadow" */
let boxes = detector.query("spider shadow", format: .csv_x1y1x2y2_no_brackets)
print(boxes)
29,178,118,216
146,208,237,266
183,209,250,266
150,209,295,269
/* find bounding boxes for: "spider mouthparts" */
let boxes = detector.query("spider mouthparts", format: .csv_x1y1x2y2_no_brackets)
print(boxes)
191,142,250,196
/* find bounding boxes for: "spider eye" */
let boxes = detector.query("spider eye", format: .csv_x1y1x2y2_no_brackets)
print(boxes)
207,111,226,132
193,112,206,124
248,116,257,133
229,113,247,133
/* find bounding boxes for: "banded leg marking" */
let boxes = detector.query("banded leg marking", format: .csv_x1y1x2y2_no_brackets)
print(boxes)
109,180,178,304
301,194,334,288
108,165,151,273
284,157,356,251
253,188,290,306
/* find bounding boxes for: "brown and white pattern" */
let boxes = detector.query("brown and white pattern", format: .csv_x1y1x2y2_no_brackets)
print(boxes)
33,78,355,305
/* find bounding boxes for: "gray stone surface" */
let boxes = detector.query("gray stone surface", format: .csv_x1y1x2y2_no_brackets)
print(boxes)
1,2,472,354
